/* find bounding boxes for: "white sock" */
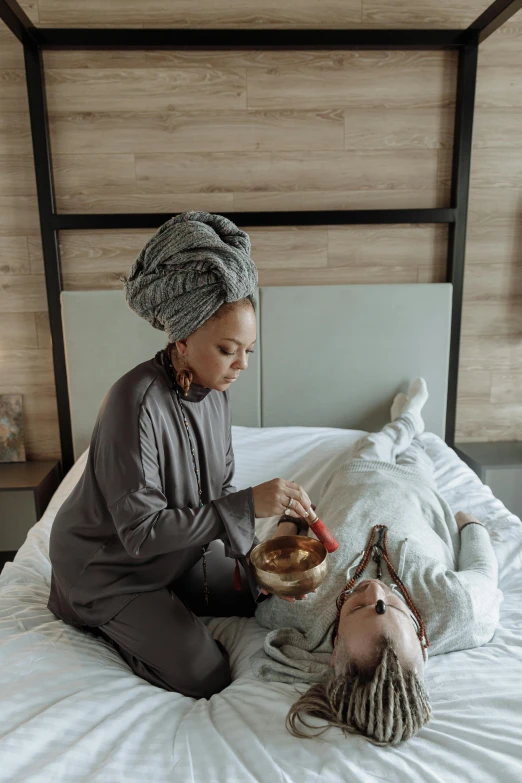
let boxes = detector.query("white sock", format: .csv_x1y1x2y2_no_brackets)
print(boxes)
402,377,429,434
391,392,408,422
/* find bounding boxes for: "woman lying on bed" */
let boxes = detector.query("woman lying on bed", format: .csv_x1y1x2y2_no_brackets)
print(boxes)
252,379,502,746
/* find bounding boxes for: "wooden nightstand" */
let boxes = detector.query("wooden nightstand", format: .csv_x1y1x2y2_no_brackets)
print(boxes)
0,460,62,566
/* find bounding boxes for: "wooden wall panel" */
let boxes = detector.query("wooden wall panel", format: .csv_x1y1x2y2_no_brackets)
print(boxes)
52,149,448,214
18,2,39,23
0,313,38,349
244,52,455,109
0,20,60,461
456,402,522,442
45,50,454,214
456,16,522,441
0,236,31,274
44,68,248,112
0,68,31,113
49,109,347,155
37,0,363,28
363,2,490,28
0,274,47,312
492,374,522,405
59,224,446,290
33,0,489,29
1,3,521,461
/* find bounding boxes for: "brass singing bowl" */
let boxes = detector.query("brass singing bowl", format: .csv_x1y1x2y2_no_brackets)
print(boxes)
250,536,328,597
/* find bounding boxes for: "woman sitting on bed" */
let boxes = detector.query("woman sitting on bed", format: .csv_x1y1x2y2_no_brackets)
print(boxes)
252,379,502,746
47,211,312,699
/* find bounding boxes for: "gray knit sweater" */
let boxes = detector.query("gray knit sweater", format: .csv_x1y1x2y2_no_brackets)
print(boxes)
252,459,502,683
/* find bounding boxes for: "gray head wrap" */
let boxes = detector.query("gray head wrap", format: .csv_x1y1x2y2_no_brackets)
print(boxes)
122,211,258,342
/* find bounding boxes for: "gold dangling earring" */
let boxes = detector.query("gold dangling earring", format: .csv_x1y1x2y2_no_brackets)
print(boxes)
175,353,193,397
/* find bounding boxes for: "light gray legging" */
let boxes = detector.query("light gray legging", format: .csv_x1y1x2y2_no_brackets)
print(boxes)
352,411,435,483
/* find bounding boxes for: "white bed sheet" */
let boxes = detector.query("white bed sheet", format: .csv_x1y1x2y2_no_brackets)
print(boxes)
1,428,521,783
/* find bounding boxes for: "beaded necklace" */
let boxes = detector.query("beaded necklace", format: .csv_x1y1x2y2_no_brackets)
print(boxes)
164,348,209,606
334,524,429,652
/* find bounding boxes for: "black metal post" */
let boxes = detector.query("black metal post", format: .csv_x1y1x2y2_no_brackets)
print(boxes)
53,208,456,232
0,0,38,47
35,28,475,51
469,0,522,44
445,44,479,447
23,43,75,474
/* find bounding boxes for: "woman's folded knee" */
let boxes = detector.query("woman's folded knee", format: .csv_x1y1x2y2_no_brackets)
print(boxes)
178,651,231,699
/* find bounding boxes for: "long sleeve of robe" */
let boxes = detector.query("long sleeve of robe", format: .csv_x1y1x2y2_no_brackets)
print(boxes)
48,349,256,627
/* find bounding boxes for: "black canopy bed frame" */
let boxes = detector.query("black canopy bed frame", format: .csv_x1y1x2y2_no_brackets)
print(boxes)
1,0,521,474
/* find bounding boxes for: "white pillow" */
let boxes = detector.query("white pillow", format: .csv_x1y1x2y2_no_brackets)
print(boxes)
231,425,365,540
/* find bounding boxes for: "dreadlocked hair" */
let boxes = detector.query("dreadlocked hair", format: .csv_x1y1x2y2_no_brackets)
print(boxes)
286,638,431,746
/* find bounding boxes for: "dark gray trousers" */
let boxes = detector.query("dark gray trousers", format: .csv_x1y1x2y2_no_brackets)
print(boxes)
95,540,256,699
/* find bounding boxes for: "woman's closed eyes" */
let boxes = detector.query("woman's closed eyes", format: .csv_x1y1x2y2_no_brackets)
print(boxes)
219,347,255,356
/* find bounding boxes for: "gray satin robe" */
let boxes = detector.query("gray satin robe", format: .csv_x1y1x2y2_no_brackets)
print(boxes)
48,349,256,628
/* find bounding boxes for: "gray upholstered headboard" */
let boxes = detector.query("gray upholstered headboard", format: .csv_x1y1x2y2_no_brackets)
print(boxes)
61,284,452,461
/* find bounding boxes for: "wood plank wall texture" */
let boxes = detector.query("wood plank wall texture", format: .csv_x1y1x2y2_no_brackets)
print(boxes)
0,1,521,461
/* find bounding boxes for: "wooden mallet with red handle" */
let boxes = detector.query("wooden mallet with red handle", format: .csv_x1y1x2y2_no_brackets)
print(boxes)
307,509,339,553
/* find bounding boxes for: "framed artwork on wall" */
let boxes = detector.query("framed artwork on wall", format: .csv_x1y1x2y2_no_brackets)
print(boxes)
0,394,26,463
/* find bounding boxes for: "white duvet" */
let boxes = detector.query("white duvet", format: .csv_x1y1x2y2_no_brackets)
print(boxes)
1,428,521,783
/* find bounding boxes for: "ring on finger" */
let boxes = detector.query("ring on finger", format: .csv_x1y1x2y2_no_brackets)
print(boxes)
286,497,294,511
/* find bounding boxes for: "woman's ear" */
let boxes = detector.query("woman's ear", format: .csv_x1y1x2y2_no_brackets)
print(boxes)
175,338,188,357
